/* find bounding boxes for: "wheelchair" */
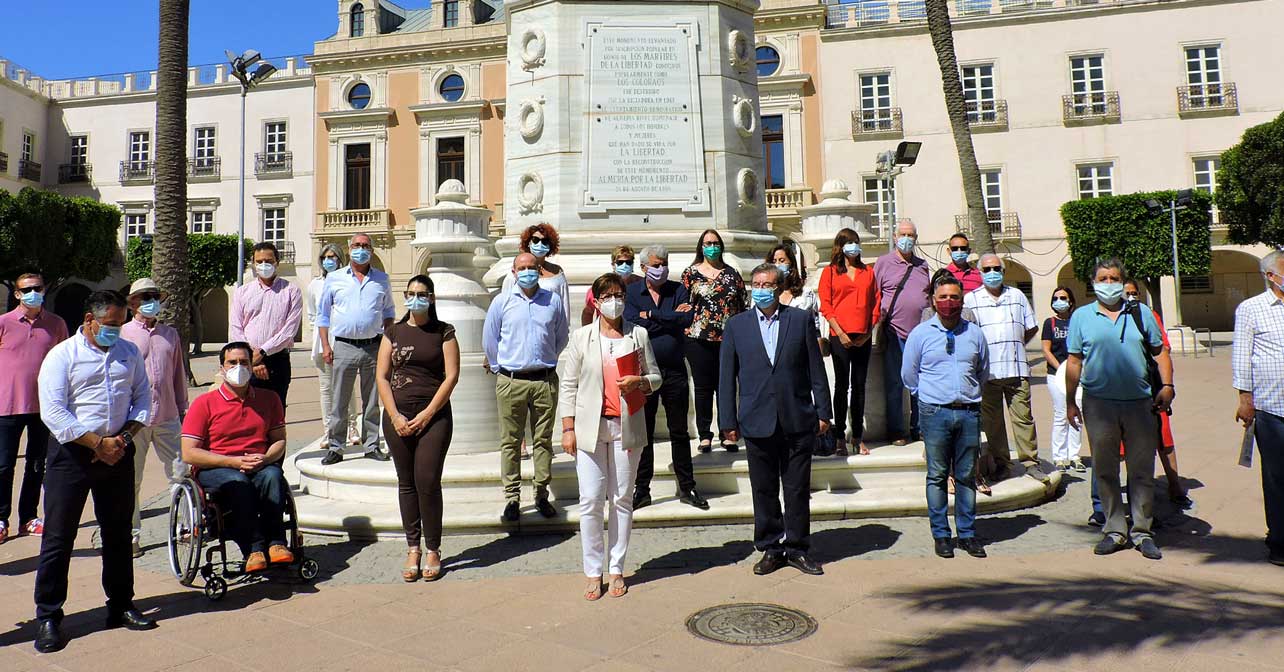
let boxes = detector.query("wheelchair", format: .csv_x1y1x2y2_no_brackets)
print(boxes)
166,470,318,601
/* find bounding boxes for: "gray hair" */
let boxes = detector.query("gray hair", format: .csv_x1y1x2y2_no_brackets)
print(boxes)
1261,250,1284,275
85,290,126,319
639,244,669,263
979,252,1003,268
318,243,346,276
751,262,784,285
349,232,372,246
1092,257,1127,278
895,219,918,236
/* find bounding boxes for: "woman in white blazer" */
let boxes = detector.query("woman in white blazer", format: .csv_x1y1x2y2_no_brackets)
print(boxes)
560,273,662,601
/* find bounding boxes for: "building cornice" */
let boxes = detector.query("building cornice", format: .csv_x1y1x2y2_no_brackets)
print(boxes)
319,107,396,125
49,75,314,108
0,74,49,103
310,26,507,73
759,73,812,96
408,99,490,120
754,2,827,31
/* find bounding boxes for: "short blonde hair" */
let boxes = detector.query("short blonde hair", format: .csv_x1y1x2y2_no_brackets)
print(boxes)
612,245,635,261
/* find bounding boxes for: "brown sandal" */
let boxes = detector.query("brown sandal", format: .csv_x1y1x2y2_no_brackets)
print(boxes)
402,548,422,582
608,575,628,598
976,475,993,496
422,550,443,582
585,577,604,601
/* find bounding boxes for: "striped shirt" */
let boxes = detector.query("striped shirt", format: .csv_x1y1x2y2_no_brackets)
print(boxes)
964,285,1036,380
1233,290,1284,417
230,277,303,355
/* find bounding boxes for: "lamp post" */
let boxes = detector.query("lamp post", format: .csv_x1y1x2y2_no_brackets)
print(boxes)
226,50,277,287
1145,189,1194,327
874,141,923,238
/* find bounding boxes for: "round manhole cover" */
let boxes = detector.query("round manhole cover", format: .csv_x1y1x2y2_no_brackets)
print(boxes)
686,603,817,646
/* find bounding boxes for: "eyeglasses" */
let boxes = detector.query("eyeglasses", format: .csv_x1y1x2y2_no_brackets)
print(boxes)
702,240,720,247
950,246,970,252
17,286,44,294
751,283,778,290
980,266,1003,273
404,292,432,300
136,293,161,301
599,292,626,301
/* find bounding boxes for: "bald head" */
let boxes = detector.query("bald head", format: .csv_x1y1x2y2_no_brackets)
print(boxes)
979,253,1002,269
513,252,539,272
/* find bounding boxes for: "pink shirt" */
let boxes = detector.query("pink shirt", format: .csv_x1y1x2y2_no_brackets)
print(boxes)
0,307,68,416
121,315,188,425
229,277,303,356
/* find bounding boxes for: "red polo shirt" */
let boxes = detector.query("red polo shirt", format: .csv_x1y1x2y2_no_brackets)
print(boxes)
181,384,285,457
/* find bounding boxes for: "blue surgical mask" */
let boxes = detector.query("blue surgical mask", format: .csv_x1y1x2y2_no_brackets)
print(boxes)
615,262,633,277
94,323,121,348
896,236,915,254
1052,299,1071,313
775,263,791,276
350,248,372,265
529,241,551,258
139,299,162,318
1094,282,1124,305
982,270,1004,289
321,258,340,273
751,288,777,310
951,251,970,265
842,243,861,258
20,291,44,308
516,268,540,289
405,296,432,314
702,244,722,261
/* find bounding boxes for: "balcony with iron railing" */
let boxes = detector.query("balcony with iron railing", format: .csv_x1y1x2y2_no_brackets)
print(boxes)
274,239,297,264
1178,82,1238,116
851,107,904,139
0,152,8,174
318,208,392,234
58,163,92,184
826,0,1127,28
955,212,1022,241
967,99,1008,131
255,152,293,177
868,216,895,244
120,160,155,183
187,157,221,181
1062,91,1121,124
18,159,41,182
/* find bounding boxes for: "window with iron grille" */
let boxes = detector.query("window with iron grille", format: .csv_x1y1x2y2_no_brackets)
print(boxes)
1181,276,1213,293
264,122,287,157
129,131,151,166
1069,54,1106,115
961,64,996,123
864,176,896,233
1185,45,1223,107
70,136,88,166
262,208,286,242
194,127,217,168
191,211,214,234
859,73,894,128
982,170,1002,224
1077,163,1113,199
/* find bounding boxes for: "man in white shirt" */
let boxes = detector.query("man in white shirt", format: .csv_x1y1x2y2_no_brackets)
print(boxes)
34,290,155,653
963,253,1045,484
316,233,396,464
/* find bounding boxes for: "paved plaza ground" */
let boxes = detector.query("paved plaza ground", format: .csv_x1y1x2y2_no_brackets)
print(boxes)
2,342,1283,671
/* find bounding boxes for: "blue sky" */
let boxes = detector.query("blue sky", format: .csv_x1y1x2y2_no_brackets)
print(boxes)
2,1,425,79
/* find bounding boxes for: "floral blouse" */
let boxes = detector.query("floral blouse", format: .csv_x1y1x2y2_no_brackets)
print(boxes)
681,265,746,342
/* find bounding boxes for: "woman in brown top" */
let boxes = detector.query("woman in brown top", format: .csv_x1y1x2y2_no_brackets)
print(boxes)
376,274,460,582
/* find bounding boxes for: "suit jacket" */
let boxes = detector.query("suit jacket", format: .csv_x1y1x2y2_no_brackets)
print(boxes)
718,304,833,439
558,322,663,454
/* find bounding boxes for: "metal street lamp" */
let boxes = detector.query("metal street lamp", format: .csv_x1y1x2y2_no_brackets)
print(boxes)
875,141,923,233
1145,188,1195,327
226,49,277,286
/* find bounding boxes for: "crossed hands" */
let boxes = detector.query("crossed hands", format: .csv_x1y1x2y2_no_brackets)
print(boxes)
391,411,432,437
91,436,128,466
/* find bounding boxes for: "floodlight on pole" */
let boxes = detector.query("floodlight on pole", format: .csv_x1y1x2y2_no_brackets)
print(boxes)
227,50,277,287
875,141,923,233
1145,190,1194,327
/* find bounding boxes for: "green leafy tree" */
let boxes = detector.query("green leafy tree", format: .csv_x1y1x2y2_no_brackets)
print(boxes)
1061,190,1214,319
1217,111,1284,247
0,187,121,291
128,234,249,365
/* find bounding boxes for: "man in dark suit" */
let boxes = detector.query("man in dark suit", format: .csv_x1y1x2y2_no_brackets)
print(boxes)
719,263,833,576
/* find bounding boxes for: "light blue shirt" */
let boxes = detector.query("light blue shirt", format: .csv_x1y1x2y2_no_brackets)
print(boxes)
316,266,396,340
483,285,569,373
38,329,151,444
1067,302,1163,401
901,315,990,405
756,306,780,366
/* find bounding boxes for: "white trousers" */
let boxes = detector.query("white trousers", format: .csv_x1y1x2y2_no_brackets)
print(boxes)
132,419,184,535
576,417,642,578
316,359,363,447
1048,366,1084,463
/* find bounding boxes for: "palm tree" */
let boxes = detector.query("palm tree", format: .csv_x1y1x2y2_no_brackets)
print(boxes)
925,0,995,253
154,0,193,381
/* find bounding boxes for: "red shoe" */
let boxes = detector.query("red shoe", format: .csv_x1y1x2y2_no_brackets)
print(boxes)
268,544,295,565
20,518,44,537
245,552,268,573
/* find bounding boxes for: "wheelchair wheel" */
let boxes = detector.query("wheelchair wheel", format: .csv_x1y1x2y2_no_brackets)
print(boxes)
204,575,227,601
299,558,319,581
167,483,203,586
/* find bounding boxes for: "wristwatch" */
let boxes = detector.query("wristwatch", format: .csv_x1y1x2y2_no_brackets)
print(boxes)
120,431,134,447
562,427,576,434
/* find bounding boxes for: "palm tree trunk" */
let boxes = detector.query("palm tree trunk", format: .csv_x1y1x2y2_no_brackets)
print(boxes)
925,0,995,253
154,0,192,351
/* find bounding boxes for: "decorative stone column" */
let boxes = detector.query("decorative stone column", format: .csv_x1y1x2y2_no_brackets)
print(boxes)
409,180,502,454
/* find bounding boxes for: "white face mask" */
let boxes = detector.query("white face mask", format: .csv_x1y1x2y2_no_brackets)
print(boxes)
598,298,625,320
225,364,252,387
255,262,276,279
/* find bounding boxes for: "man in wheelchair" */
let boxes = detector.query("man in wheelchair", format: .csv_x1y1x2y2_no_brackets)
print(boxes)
180,342,293,574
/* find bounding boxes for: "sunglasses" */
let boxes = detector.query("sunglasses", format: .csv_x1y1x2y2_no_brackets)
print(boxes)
530,236,550,244
950,246,970,252
980,266,1003,273
137,293,162,301
614,259,633,266
18,286,44,294
404,291,432,299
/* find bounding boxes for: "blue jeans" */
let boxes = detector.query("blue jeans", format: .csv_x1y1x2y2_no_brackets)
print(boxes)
884,336,920,439
920,402,979,539
197,464,289,555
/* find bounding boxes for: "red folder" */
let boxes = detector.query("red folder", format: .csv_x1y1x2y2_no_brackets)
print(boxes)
614,348,647,416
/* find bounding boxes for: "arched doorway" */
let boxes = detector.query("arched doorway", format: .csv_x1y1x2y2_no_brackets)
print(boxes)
51,283,91,334
1055,263,1089,310
1002,259,1035,307
1181,249,1263,331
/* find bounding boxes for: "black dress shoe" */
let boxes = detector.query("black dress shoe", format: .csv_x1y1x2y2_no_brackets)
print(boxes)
722,441,739,453
679,489,710,510
501,500,520,522
633,491,652,510
1136,537,1162,560
957,537,987,558
1087,512,1106,527
1269,549,1284,567
106,608,157,631
534,498,557,519
786,552,824,575
320,450,344,466
365,449,390,462
1093,533,1129,556
34,619,64,653
934,537,955,558
753,551,787,576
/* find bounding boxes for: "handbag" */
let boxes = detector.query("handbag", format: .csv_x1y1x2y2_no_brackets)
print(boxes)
872,264,916,354
1127,303,1168,411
